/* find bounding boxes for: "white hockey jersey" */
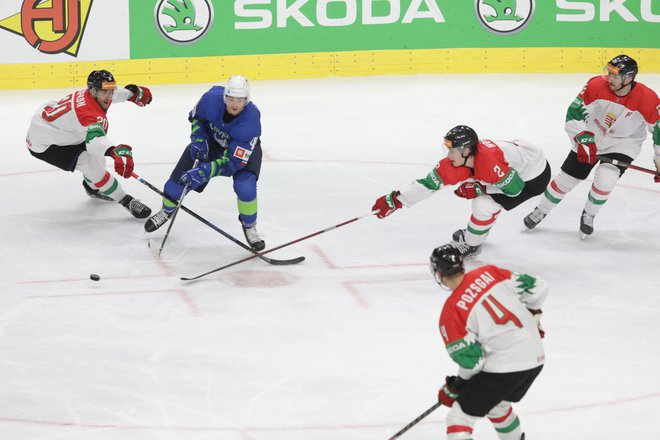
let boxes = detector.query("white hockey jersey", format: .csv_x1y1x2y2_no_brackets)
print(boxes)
26,88,132,156
439,265,548,380
565,76,660,159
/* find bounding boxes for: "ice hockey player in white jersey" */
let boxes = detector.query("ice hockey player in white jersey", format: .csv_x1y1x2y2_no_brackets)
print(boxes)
372,125,550,259
523,54,660,238
26,70,153,219
430,245,547,440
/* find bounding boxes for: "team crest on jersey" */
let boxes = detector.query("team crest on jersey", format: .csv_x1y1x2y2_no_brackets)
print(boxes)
233,146,252,162
604,112,617,127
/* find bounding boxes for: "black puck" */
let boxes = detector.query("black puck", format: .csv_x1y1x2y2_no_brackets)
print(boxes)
90,274,100,281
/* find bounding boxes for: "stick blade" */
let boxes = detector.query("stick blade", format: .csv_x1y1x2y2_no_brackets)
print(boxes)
148,238,163,257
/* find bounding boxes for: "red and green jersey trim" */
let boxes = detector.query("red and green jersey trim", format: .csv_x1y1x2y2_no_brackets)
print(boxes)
494,168,524,196
416,167,444,191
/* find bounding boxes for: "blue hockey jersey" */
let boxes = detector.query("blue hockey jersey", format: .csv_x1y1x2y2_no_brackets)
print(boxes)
189,86,261,174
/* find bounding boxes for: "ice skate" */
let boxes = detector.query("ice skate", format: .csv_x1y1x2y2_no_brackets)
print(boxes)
119,195,151,219
241,220,265,251
579,210,595,240
83,180,113,201
523,207,546,230
449,229,482,260
144,209,172,232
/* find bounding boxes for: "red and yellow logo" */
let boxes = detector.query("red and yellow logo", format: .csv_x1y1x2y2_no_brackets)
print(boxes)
0,0,93,56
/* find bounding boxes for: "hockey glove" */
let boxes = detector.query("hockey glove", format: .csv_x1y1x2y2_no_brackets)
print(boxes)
454,181,487,199
179,156,231,191
574,131,597,164
106,144,134,178
189,137,209,161
372,191,402,219
438,376,465,407
528,308,545,338
125,84,152,107
654,157,660,183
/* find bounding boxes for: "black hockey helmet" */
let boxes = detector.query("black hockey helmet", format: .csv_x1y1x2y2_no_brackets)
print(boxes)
430,244,464,281
87,70,117,92
444,125,479,156
606,54,638,80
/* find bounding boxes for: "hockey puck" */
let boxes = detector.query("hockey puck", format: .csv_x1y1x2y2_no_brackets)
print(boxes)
90,274,100,281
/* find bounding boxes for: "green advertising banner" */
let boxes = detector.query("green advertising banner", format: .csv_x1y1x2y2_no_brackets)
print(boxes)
130,0,660,59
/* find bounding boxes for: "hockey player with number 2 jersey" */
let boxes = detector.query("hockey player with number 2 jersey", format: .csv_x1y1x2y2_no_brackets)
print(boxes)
26,69,153,219
372,125,551,259
430,245,548,440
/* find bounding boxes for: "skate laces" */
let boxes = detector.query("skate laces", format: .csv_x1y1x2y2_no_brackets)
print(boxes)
581,211,595,227
529,208,546,222
243,225,262,243
451,240,475,256
151,209,171,226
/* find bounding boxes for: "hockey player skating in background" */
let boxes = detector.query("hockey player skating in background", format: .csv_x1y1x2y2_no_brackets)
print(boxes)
144,75,265,251
372,125,551,259
430,245,547,440
26,70,153,219
524,54,660,238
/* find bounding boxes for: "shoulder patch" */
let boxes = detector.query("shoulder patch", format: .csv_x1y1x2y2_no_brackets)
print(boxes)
233,146,252,162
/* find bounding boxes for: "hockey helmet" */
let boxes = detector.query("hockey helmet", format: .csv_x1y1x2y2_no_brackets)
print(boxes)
224,75,250,104
430,244,464,284
87,70,117,92
606,54,638,80
444,125,479,156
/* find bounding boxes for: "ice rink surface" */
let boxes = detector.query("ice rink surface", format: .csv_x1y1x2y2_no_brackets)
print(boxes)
1,73,659,439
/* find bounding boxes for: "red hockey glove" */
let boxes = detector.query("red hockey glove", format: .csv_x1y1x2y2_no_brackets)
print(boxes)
106,144,134,178
528,308,545,338
125,84,152,107
454,181,487,199
438,376,465,407
574,131,597,164
372,191,402,219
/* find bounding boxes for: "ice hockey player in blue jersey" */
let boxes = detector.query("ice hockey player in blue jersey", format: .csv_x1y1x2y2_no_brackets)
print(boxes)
144,75,265,251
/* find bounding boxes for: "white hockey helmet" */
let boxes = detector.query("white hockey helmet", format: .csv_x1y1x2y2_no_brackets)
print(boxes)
223,75,250,104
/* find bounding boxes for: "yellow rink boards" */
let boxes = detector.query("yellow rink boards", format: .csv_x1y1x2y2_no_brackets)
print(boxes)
2,47,659,90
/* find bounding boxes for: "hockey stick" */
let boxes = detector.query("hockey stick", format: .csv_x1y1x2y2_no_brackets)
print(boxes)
387,401,442,440
149,159,198,257
132,173,305,266
181,210,377,281
597,156,660,177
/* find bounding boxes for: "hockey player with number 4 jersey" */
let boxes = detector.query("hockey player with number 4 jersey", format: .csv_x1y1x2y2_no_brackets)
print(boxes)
372,125,551,259
524,54,660,238
26,69,153,219
430,245,547,440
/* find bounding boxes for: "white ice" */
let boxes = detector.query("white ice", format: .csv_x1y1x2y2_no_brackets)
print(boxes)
1,74,659,440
